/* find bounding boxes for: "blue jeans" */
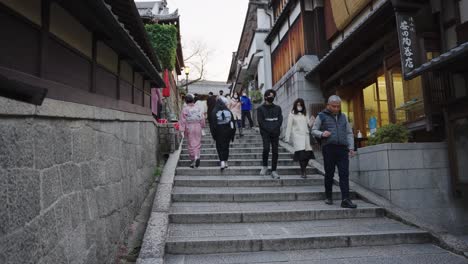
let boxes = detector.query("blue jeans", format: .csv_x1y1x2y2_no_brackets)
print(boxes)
322,144,350,200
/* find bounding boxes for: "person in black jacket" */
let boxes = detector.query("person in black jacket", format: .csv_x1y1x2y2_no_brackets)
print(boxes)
257,89,283,179
210,97,236,170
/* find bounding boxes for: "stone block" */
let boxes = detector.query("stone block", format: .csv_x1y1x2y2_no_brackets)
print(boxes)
84,189,98,221
423,149,449,168
69,193,83,230
389,169,437,190
152,183,173,212
0,170,7,236
38,207,59,255
38,242,68,264
0,96,36,115
54,196,73,241
0,120,34,169
390,188,447,209
41,166,62,210
105,159,123,183
96,186,112,218
72,125,96,163
138,212,169,259
37,98,94,119
367,170,390,190
34,122,58,169
388,149,424,169
59,163,82,194
359,150,388,171
53,122,72,165
7,169,41,233
3,223,41,263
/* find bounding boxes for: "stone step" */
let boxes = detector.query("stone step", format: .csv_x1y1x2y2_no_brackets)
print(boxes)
180,153,293,160
175,166,318,176
165,244,468,264
183,143,265,148
188,139,262,144
165,217,432,254
171,186,355,202
169,200,385,224
178,159,297,167
173,175,324,187
181,147,289,155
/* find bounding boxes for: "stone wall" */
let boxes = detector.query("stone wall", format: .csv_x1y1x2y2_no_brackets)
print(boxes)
0,97,159,264
157,123,181,160
350,143,468,235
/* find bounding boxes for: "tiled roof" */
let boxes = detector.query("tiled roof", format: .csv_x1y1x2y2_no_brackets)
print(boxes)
405,42,468,79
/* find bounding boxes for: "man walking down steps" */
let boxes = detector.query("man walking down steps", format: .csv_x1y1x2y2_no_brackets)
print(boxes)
139,126,468,264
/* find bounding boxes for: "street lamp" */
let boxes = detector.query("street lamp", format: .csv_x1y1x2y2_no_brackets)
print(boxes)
184,66,190,94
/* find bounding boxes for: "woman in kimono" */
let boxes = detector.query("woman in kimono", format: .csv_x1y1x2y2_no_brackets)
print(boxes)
285,98,315,178
179,94,205,168
210,97,236,170
228,92,243,137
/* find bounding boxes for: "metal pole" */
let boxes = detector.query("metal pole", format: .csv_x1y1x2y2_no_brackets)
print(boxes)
185,74,188,94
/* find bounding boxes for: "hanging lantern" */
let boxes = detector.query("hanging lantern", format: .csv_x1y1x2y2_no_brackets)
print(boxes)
162,69,171,97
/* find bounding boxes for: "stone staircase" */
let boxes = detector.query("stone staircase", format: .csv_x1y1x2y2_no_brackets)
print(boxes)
163,129,468,263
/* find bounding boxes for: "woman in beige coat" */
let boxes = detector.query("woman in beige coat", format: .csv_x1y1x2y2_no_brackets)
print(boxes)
228,92,243,137
285,98,315,178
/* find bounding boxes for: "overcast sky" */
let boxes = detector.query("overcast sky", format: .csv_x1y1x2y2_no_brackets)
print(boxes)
137,0,249,82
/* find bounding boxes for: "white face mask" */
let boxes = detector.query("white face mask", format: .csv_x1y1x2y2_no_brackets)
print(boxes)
297,106,303,112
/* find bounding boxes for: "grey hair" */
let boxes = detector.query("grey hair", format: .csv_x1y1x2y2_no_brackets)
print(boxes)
328,95,342,104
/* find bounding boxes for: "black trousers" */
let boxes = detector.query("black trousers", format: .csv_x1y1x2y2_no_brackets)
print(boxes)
322,144,350,200
241,110,253,128
261,132,279,171
215,138,230,161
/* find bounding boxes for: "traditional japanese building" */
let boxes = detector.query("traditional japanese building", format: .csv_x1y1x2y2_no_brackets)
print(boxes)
0,1,167,263
303,0,468,237
135,0,185,121
228,0,272,96
264,0,328,133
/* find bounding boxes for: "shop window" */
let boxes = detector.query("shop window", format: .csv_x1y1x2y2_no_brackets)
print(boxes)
392,71,425,123
363,75,389,136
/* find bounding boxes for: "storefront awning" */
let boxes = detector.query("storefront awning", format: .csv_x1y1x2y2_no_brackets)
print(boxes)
405,42,468,79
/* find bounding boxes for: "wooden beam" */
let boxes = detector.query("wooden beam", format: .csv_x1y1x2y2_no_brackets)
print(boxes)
117,56,121,100
39,0,51,78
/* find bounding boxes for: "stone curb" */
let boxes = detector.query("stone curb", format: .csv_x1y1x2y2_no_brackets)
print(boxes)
279,140,468,259
137,141,182,263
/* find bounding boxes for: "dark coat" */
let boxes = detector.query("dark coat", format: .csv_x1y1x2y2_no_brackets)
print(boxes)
209,100,236,143
257,103,283,136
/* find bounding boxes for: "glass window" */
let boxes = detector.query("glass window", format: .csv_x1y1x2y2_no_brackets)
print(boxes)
363,76,390,136
392,70,425,123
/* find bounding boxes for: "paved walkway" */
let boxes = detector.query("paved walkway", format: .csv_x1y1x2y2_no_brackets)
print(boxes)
163,129,468,263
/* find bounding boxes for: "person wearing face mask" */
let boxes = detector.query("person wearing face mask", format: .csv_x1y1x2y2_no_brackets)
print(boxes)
285,98,315,178
312,95,357,209
240,91,254,129
257,89,283,179
228,92,243,137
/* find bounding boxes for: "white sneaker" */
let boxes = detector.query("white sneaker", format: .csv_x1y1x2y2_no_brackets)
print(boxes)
271,171,280,179
220,161,226,170
225,161,229,168
259,166,268,176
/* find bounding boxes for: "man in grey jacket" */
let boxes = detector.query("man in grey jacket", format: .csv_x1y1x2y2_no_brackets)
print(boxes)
312,95,357,209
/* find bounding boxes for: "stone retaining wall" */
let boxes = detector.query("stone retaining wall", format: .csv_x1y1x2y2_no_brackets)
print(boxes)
350,142,468,235
0,97,159,264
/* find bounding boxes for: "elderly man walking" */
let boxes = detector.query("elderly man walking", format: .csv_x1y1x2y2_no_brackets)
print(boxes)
312,95,357,209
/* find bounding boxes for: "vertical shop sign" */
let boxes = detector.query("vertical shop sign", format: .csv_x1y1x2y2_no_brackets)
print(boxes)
396,13,418,76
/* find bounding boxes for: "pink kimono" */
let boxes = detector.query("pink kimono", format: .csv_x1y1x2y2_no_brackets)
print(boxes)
179,103,206,161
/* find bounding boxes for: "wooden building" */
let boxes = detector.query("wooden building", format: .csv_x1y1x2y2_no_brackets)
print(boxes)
0,0,165,114
304,0,468,194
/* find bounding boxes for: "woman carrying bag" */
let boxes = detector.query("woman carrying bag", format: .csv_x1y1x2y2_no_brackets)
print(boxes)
285,98,315,178
210,97,236,170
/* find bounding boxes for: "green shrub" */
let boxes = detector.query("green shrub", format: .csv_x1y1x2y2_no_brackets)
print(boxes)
145,24,178,70
249,90,263,104
367,123,410,145
152,166,163,181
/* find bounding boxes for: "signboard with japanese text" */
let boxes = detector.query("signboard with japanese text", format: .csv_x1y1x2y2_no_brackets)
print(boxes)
396,13,418,77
